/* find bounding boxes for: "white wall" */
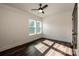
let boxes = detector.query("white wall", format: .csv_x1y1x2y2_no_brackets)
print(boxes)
43,11,72,42
0,4,42,52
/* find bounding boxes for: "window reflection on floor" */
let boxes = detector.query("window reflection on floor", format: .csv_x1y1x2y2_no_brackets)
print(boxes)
34,43,49,53
53,43,72,55
45,49,55,56
43,40,54,46
34,40,72,56
45,49,64,56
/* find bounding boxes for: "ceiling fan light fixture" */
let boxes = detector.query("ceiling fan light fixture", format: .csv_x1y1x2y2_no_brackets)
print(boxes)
31,4,48,14
38,9,43,13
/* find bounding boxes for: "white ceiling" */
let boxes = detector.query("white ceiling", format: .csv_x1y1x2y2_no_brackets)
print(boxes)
5,3,75,18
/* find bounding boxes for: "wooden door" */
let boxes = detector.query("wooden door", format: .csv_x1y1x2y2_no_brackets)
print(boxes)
72,3,78,55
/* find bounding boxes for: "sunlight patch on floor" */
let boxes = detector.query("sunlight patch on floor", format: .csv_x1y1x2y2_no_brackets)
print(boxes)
53,43,61,48
45,49,64,56
43,40,54,46
65,47,72,55
45,49,55,56
53,43,67,52
54,50,64,56
34,43,49,53
53,43,72,55
34,40,72,56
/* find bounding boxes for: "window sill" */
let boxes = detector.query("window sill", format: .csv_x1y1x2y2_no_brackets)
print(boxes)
36,32,42,34
29,33,36,36
29,32,42,36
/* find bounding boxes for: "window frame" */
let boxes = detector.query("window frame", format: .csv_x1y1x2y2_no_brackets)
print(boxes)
36,21,42,34
29,20,36,35
29,19,42,36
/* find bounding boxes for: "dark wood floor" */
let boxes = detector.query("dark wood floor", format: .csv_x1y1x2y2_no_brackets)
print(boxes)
0,38,72,56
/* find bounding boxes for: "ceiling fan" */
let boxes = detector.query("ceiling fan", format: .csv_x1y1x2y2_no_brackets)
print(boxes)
31,3,48,14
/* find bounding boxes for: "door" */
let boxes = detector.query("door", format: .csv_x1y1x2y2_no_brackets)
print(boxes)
72,3,78,56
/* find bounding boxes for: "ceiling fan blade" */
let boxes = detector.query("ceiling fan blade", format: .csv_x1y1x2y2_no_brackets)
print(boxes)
42,11,44,14
42,5,48,9
31,9,39,10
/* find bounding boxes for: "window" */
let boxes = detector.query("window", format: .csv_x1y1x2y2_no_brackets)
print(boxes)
29,20,36,35
29,19,42,35
36,21,42,34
